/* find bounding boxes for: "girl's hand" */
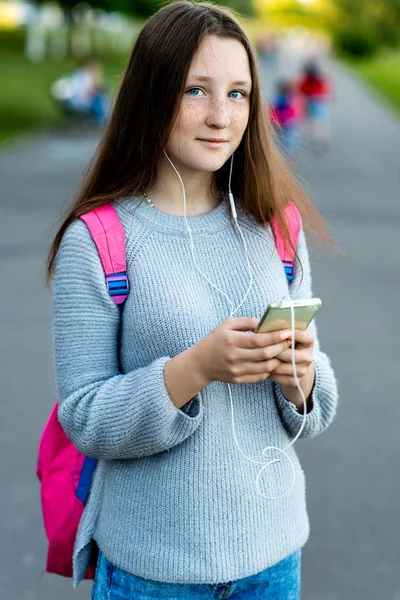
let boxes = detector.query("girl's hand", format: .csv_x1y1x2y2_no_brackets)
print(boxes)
269,329,314,386
194,317,292,386
268,329,315,409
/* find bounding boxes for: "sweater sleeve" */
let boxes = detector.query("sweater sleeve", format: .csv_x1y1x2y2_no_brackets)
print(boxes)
53,219,204,460
273,228,338,439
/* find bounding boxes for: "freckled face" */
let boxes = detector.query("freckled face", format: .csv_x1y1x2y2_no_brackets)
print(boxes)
164,35,252,175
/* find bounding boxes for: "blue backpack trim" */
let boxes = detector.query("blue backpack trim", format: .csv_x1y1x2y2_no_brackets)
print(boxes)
106,271,130,297
283,260,296,283
76,457,97,503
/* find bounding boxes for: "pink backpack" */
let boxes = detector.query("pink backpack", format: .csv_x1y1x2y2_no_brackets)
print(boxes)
37,204,129,578
36,201,301,579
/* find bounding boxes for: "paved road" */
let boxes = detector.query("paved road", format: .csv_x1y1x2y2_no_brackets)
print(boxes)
1,56,400,600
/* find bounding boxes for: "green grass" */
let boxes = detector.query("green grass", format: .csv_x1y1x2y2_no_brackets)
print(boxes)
0,30,129,147
350,50,400,115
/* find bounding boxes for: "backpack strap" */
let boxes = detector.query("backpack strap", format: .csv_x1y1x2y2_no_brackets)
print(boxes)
80,204,129,305
271,202,302,284
76,204,128,504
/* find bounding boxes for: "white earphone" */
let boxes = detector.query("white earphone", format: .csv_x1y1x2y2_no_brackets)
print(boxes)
163,149,307,500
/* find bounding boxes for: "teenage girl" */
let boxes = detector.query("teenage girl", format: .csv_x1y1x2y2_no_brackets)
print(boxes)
47,3,338,599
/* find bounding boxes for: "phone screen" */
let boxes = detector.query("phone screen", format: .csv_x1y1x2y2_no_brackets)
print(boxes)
255,302,321,334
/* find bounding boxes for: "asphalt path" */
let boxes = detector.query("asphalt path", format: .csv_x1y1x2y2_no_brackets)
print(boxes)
1,55,399,600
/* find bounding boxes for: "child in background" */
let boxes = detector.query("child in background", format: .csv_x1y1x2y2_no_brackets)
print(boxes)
269,80,304,159
51,59,110,125
297,61,333,151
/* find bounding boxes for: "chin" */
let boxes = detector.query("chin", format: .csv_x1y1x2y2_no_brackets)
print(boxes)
186,155,229,174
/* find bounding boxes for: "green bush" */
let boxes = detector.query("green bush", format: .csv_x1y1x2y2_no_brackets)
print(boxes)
334,26,379,59
0,28,26,52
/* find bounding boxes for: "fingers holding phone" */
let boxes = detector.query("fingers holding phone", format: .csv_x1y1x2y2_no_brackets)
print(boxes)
277,328,314,358
194,298,320,388
269,328,315,386
194,317,293,386
255,299,320,393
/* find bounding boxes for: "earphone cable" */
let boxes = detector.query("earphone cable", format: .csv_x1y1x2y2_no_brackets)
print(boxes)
163,149,307,499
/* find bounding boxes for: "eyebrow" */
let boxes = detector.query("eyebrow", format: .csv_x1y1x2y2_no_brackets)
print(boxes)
189,75,252,88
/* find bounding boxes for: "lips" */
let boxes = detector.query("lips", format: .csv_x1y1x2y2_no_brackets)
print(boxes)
197,138,229,149
198,138,228,143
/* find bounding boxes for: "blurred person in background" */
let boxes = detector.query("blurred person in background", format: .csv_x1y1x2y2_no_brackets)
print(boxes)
50,58,109,124
269,80,304,159
46,2,338,599
297,61,333,152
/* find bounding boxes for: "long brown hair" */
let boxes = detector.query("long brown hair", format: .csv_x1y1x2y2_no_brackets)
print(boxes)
46,0,330,283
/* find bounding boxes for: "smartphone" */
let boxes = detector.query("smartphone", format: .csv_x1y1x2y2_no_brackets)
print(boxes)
254,298,322,334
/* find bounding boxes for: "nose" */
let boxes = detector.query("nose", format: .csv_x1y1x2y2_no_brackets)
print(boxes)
205,95,231,129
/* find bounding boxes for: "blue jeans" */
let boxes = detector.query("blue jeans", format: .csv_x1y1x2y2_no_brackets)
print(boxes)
90,549,301,599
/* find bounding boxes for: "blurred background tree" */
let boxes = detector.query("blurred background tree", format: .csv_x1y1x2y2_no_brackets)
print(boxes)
31,0,254,17
255,0,400,57
333,0,400,57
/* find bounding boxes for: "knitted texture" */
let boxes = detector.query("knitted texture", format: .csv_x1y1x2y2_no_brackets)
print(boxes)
52,197,338,588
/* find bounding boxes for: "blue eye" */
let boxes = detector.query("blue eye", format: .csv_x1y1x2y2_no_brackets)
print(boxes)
229,91,245,99
187,88,202,96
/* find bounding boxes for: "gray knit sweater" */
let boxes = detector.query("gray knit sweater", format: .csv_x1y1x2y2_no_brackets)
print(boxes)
53,196,338,588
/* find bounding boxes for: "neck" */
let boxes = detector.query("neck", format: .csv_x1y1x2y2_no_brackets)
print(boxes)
145,155,221,217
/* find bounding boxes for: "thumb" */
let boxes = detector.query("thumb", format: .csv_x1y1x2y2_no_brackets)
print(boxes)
226,316,259,332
